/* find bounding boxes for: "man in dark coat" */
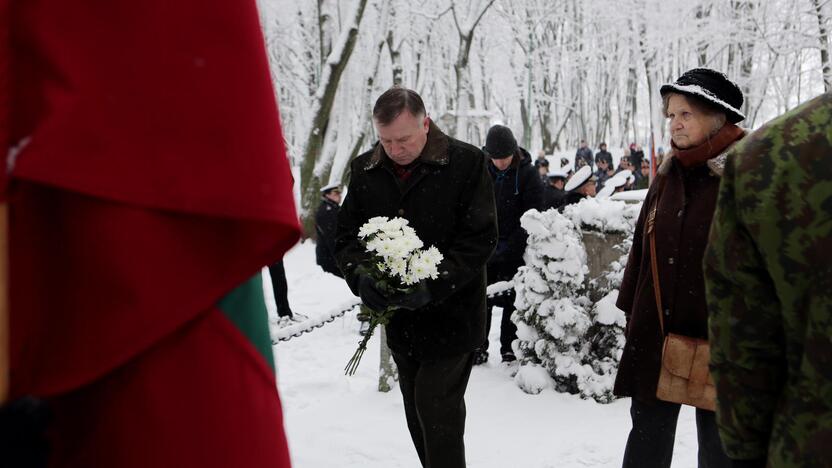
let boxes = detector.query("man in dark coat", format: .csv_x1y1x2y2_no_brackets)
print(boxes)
314,182,343,277
574,139,594,171
560,165,596,209
628,143,645,171
335,87,497,468
475,125,544,364
544,169,568,210
595,142,613,167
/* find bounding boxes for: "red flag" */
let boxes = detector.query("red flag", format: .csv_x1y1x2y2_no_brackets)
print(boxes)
6,1,298,466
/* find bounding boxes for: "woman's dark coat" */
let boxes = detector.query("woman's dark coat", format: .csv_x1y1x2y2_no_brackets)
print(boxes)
613,145,740,401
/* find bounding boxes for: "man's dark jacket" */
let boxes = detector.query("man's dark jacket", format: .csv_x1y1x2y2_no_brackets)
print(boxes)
315,197,341,277
335,121,498,360
487,147,544,281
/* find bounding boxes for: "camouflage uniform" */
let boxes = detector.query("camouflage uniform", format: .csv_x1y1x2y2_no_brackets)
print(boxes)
704,92,832,467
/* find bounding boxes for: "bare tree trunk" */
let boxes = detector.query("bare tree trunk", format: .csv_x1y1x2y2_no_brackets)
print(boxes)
299,0,369,235
450,0,495,139
812,0,832,92
385,1,404,86
335,0,391,187
696,4,711,66
378,327,397,392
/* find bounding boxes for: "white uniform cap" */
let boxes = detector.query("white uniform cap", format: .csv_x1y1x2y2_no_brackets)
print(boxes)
564,166,593,192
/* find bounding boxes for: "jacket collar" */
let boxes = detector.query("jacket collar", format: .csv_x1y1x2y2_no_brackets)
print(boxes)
658,125,746,178
365,119,450,171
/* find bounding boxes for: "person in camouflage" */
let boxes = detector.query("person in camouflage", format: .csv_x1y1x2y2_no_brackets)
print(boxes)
704,92,832,468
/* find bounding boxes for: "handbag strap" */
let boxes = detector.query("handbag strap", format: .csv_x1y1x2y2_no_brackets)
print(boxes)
645,175,668,337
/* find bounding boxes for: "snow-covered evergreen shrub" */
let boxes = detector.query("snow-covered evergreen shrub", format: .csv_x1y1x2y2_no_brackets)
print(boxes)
512,198,639,403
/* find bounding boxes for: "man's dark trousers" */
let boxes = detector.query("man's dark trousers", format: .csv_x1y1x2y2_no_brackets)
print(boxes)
391,350,474,468
268,260,292,318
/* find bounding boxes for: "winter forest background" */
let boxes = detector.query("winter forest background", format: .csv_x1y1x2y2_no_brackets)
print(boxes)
257,0,831,230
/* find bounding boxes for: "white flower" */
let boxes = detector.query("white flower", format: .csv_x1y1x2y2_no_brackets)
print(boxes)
360,217,443,290
358,216,390,238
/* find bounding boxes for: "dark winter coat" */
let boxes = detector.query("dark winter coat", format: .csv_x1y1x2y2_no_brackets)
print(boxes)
629,149,645,170
487,147,544,281
575,147,593,170
315,197,342,277
558,191,586,210
335,121,498,360
595,150,613,167
544,185,565,211
595,169,612,192
613,135,744,401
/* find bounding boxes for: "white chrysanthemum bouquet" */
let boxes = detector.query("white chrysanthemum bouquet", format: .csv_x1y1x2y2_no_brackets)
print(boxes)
345,216,443,375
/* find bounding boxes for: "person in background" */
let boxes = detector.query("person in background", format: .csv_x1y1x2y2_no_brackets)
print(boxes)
269,260,305,323
616,155,632,174
595,142,613,168
635,160,650,190
475,125,544,365
315,182,343,278
629,143,645,170
560,165,596,209
704,92,832,468
534,149,548,167
559,157,573,178
544,169,568,210
595,157,613,192
615,68,748,468
574,139,594,171
536,158,550,185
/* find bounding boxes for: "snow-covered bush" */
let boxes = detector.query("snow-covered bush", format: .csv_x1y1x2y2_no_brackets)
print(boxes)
512,198,639,403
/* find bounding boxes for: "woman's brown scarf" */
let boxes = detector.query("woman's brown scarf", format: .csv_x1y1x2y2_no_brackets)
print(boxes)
671,123,745,168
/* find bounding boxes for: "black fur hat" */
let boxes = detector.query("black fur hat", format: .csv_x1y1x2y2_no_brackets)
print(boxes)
660,68,745,123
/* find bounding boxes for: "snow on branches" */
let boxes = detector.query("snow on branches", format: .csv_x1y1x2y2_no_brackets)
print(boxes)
512,198,639,403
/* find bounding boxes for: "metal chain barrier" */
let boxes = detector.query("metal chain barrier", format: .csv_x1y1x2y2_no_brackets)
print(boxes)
273,280,517,343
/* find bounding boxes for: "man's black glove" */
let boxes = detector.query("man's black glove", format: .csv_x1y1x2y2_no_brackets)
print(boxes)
358,276,432,312
387,282,432,311
0,397,51,468
358,275,389,312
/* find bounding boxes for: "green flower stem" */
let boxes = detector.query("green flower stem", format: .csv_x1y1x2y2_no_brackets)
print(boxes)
344,307,396,376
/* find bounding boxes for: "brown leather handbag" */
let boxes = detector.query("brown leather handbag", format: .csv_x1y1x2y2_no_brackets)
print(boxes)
646,199,716,412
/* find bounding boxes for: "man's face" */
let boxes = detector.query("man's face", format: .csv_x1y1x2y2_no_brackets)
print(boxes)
375,111,430,166
600,144,606,151
325,189,342,204
581,179,597,197
598,160,608,171
492,155,514,171
580,141,587,148
552,179,565,190
641,162,650,176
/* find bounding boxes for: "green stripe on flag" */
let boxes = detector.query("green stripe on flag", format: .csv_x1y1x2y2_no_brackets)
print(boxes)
217,272,275,372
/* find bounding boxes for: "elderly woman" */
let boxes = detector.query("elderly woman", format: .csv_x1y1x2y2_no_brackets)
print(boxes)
614,68,747,468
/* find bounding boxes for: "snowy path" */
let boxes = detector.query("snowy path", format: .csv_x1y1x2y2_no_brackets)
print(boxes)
270,242,699,468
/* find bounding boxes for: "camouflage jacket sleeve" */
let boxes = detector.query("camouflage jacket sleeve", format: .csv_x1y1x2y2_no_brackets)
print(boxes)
703,132,787,460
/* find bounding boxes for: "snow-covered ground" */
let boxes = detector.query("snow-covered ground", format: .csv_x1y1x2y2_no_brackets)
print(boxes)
269,241,699,468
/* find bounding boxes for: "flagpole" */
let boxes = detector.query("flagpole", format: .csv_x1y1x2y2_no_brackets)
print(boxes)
0,202,8,404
